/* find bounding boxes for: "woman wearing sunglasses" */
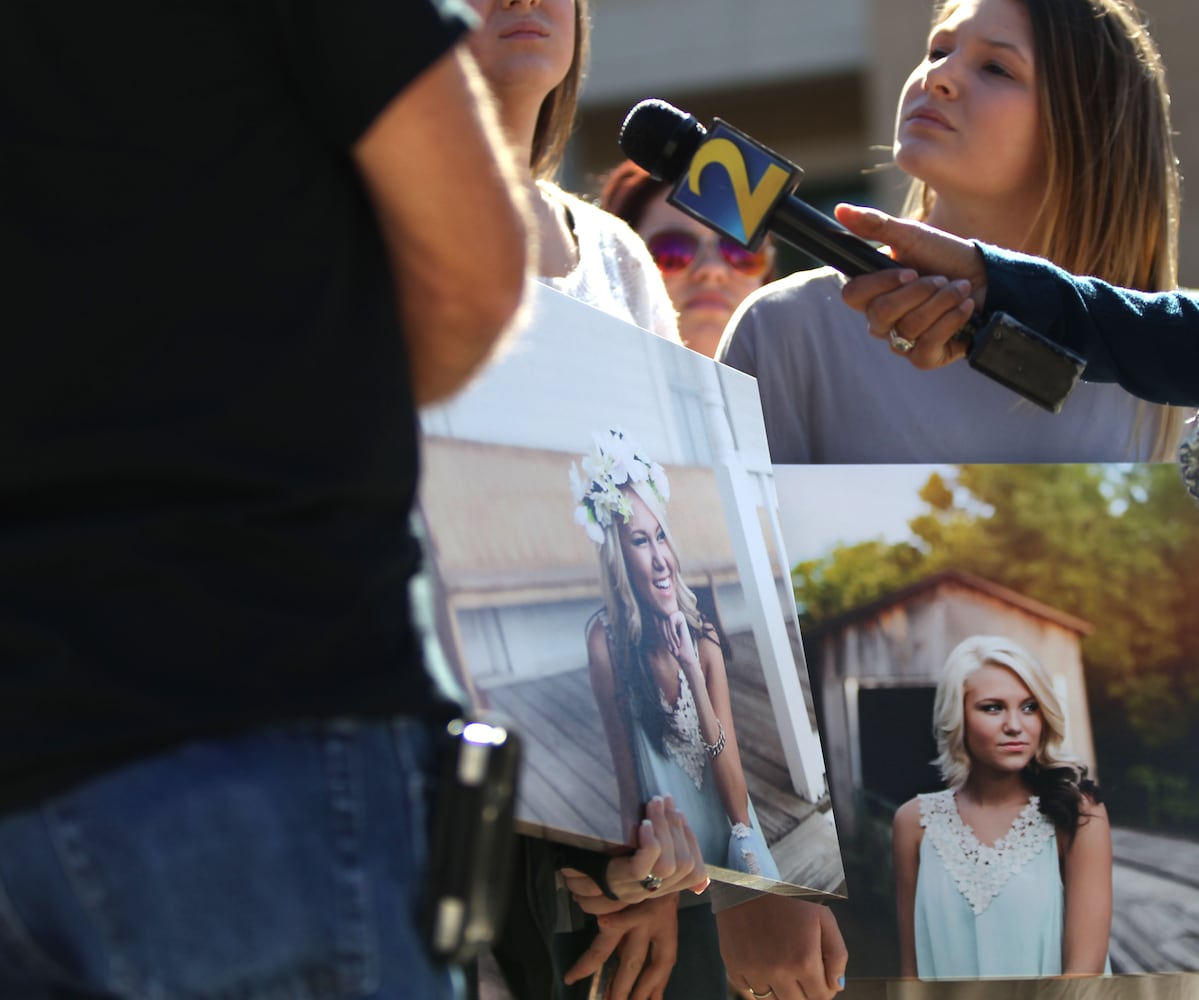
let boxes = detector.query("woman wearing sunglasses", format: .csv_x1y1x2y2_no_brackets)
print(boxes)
602,160,775,359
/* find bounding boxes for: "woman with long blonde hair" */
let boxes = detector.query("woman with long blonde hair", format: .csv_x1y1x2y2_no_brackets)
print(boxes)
899,0,1187,458
572,430,777,882
719,0,1189,464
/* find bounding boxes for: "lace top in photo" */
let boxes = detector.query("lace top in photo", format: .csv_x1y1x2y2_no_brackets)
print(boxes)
918,789,1056,916
659,667,707,791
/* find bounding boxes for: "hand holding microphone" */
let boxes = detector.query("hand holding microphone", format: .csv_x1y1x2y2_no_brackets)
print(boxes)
834,203,989,370
618,99,1085,414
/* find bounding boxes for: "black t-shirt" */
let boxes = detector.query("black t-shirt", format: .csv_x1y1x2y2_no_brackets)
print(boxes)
0,0,471,809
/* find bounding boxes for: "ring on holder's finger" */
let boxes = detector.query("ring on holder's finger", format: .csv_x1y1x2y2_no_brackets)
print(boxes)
889,329,916,354
748,988,775,999
639,873,664,892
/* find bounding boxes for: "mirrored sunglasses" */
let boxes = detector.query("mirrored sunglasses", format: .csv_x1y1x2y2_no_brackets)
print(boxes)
646,229,769,276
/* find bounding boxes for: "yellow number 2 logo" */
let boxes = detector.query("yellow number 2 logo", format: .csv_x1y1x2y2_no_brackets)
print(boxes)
687,137,790,240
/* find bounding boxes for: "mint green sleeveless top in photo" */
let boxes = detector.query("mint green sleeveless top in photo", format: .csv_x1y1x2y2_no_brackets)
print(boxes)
914,790,1065,978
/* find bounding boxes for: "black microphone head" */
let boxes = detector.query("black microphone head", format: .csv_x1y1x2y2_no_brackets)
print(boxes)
619,99,706,183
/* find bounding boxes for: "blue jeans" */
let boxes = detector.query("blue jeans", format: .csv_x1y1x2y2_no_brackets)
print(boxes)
0,717,460,1000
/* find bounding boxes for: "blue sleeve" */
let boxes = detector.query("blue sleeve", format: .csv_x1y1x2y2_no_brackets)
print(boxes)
977,243,1199,406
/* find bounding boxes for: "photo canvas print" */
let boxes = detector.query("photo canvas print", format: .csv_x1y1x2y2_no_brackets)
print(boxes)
418,285,844,899
775,462,1199,975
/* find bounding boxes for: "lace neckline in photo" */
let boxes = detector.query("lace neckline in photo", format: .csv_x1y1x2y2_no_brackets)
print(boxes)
591,609,708,791
659,667,707,791
919,789,1056,915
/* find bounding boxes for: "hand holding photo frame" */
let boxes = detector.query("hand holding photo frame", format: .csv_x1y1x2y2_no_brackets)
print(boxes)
419,284,845,899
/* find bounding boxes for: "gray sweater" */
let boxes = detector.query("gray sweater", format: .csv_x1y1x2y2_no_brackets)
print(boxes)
718,267,1168,465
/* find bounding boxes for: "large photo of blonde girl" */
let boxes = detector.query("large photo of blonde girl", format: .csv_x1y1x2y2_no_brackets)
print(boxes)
573,429,779,880
776,461,1199,976
418,286,844,897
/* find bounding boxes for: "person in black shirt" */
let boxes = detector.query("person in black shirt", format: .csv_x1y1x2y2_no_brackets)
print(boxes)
0,1,528,996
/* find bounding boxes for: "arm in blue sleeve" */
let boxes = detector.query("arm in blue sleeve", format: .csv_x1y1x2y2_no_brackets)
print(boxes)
977,243,1199,406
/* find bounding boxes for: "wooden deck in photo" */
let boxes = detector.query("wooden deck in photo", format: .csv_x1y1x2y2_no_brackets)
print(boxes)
480,626,846,896
1109,826,1199,973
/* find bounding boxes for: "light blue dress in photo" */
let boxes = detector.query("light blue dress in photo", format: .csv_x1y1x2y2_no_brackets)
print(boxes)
913,789,1110,978
630,665,779,881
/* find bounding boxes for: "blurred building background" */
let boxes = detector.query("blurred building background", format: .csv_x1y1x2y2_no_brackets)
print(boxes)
566,0,1199,285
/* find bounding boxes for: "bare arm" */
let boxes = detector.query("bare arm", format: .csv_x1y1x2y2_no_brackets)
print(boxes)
892,799,923,979
1061,798,1113,975
588,618,643,839
695,629,752,827
352,48,532,404
660,615,751,827
569,623,708,922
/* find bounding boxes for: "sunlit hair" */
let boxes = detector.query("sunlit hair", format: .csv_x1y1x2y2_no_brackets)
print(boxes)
599,160,672,231
597,481,703,752
600,159,778,282
932,635,1076,790
531,0,589,179
903,0,1186,460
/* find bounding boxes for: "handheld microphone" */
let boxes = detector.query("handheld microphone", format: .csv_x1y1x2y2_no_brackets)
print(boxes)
619,99,900,278
618,98,1085,414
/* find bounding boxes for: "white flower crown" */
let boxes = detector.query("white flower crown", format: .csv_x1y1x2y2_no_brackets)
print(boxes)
570,429,670,545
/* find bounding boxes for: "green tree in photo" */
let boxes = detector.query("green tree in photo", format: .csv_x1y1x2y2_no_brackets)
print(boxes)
794,463,1199,832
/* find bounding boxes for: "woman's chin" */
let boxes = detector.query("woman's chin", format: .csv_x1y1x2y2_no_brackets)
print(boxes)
680,319,728,359
644,596,680,620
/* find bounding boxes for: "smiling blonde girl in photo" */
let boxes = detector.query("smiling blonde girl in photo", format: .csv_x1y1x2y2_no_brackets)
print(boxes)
572,430,778,882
